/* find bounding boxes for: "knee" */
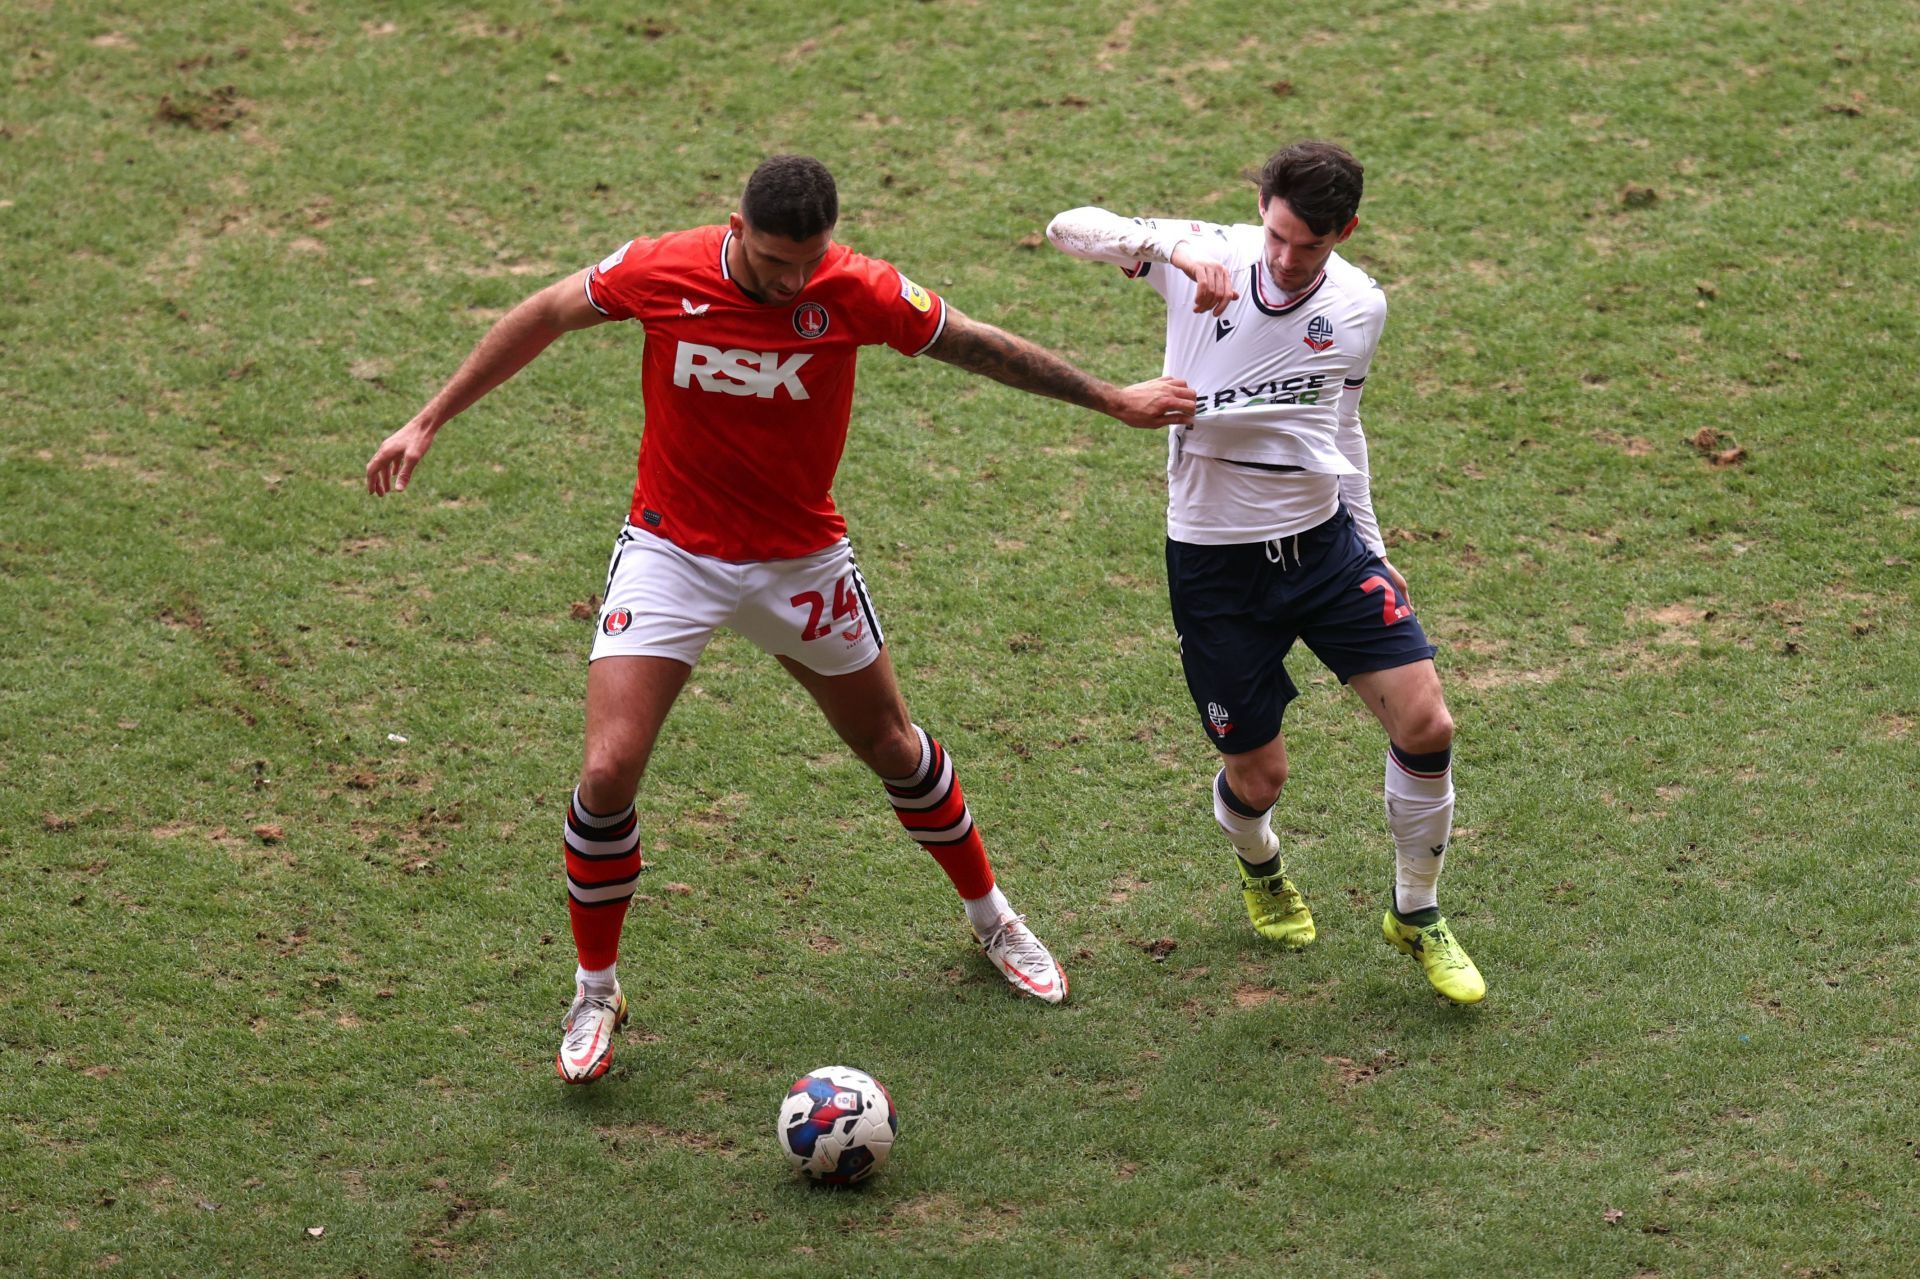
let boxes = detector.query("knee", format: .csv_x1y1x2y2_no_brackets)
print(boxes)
862,722,924,780
1395,707,1455,757
577,747,642,814
1225,755,1288,812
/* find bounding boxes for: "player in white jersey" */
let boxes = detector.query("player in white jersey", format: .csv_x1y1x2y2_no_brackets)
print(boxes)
1047,141,1485,1004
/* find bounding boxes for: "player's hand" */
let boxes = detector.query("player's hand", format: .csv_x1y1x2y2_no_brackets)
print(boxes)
366,419,435,495
1170,243,1239,316
1112,376,1195,430
1382,558,1411,609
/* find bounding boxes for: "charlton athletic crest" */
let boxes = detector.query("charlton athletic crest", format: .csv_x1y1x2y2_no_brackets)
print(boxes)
1303,315,1335,352
793,301,830,339
602,607,632,636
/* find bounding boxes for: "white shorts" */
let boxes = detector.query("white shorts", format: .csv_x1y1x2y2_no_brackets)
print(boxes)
589,527,886,676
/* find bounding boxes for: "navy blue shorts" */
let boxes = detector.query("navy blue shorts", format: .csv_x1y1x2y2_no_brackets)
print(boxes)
1166,505,1437,754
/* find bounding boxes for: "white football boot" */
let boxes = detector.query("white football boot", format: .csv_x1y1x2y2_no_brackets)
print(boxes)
980,915,1068,1004
555,985,629,1084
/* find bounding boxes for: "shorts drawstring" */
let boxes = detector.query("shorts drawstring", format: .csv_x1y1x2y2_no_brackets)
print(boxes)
1264,534,1302,570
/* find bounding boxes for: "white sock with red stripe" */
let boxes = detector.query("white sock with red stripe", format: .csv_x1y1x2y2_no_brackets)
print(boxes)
1385,743,1453,917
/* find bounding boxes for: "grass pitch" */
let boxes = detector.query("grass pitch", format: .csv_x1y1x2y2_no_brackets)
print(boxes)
3,2,1917,1276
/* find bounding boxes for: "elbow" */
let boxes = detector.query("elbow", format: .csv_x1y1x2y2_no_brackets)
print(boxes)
1045,207,1100,252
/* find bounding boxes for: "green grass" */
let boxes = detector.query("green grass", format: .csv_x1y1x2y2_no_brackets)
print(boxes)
4,1,1918,1275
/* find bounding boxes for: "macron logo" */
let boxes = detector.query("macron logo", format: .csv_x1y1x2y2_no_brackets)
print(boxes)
672,341,812,400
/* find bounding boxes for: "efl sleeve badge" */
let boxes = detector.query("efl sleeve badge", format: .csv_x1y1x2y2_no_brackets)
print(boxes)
897,274,933,313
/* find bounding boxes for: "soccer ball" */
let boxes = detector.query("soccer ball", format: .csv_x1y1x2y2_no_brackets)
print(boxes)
777,1065,897,1184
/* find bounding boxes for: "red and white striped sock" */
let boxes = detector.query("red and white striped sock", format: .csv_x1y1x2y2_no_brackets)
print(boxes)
564,787,643,976
883,726,1001,927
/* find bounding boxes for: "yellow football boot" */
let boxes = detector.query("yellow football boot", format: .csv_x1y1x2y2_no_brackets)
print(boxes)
1240,864,1316,949
1381,912,1486,1004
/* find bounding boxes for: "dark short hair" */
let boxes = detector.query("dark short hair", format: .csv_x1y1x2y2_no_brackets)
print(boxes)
740,154,838,241
1258,141,1364,235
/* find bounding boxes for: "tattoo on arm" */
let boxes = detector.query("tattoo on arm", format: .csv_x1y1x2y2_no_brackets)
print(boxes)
928,308,1114,413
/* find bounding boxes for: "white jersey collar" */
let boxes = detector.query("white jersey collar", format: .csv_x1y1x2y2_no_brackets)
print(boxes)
1249,260,1326,317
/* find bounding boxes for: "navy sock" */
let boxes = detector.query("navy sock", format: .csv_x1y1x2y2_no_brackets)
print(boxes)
1239,852,1281,878
1392,893,1442,927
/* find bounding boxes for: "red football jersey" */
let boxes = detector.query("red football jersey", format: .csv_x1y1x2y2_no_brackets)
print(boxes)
584,224,947,561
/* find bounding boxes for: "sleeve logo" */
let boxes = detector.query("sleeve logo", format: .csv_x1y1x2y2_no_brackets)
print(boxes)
597,240,633,273
898,274,932,313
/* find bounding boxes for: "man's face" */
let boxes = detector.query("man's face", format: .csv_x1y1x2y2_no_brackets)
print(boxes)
1258,196,1356,295
728,213,834,305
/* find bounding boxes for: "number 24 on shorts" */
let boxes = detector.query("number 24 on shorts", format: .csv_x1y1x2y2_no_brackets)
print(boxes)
790,577,862,642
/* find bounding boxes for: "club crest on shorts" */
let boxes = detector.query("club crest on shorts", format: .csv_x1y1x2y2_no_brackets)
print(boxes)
792,301,829,339
1207,701,1234,735
602,607,632,636
1303,315,1335,352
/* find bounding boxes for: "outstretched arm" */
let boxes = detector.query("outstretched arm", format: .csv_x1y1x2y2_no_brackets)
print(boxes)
1046,206,1240,316
925,305,1193,430
366,268,610,495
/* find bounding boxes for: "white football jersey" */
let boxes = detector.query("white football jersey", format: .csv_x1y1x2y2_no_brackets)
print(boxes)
1125,218,1387,547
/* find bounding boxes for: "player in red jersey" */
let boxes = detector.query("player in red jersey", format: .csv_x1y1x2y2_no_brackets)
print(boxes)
367,155,1194,1083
